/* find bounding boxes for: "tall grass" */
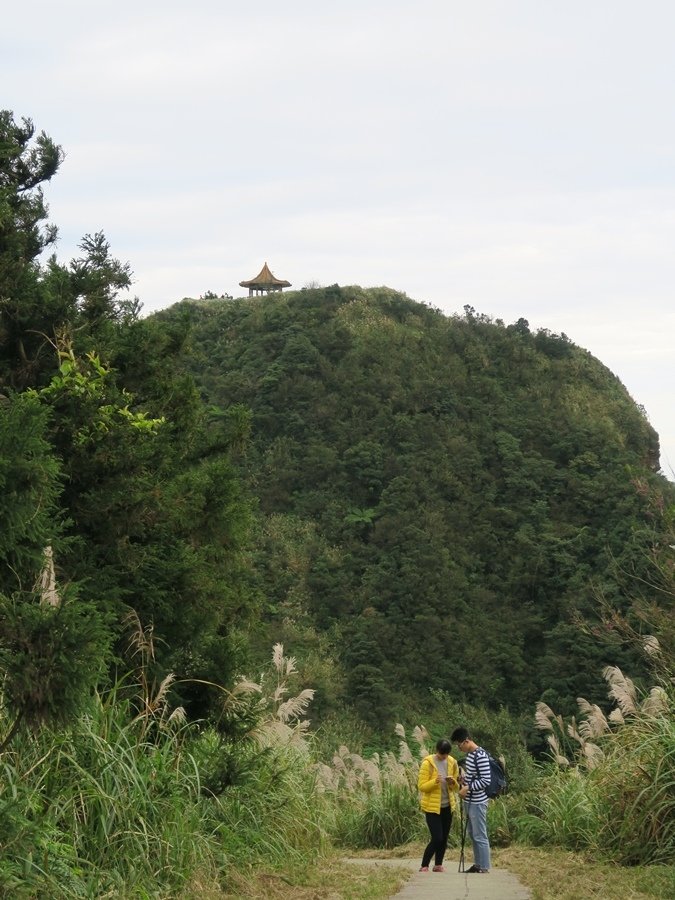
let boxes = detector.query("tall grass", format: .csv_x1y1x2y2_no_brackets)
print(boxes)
0,693,219,897
509,663,675,865
592,711,675,864
0,642,333,897
3,628,671,896
316,726,430,849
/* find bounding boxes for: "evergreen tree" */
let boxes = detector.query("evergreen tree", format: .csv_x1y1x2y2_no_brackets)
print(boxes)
0,110,255,729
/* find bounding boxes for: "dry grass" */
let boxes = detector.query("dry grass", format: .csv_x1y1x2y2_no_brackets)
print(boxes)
493,845,675,899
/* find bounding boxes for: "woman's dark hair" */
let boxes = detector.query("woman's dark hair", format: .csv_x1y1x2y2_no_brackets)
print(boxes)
436,738,452,755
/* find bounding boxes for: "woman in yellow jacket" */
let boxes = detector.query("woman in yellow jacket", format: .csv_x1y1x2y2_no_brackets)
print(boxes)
417,738,460,872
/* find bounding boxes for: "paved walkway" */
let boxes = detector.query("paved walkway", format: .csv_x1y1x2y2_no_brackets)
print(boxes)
344,856,532,899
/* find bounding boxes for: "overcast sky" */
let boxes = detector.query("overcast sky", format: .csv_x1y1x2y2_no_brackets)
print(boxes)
5,1,674,477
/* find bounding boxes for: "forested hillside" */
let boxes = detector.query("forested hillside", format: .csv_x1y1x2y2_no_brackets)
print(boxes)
2,110,674,895
159,286,669,722
1,106,671,736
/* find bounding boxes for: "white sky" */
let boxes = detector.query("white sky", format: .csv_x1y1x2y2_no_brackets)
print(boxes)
5,0,674,478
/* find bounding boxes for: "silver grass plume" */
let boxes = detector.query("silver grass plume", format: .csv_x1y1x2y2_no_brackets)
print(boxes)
608,708,625,725
641,686,669,716
603,666,638,717
546,732,570,767
38,545,59,607
276,688,315,723
412,724,430,756
581,741,604,769
643,635,661,657
535,701,565,734
567,716,582,746
576,698,609,739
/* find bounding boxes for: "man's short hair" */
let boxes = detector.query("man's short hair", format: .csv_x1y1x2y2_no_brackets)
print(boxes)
451,726,470,743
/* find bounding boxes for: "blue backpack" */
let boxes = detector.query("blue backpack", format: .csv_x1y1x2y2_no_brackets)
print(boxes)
485,754,507,799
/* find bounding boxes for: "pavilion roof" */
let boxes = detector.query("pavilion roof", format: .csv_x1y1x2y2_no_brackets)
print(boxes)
239,262,291,288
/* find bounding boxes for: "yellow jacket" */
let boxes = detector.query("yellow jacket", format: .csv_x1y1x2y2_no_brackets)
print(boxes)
418,754,460,813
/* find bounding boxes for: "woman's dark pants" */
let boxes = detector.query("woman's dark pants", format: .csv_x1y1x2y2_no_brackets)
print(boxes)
421,806,453,867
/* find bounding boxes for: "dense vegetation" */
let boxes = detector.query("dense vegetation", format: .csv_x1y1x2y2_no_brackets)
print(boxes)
159,284,668,722
1,109,674,897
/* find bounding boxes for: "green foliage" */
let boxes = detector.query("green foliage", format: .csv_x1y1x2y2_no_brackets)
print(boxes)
1,107,255,732
592,711,675,864
0,111,63,392
0,694,218,897
509,654,675,864
159,284,673,725
0,588,112,733
426,691,540,794
330,780,423,850
512,766,602,850
0,392,62,592
3,103,675,890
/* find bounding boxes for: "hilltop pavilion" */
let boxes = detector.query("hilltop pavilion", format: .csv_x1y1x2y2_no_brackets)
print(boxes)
239,262,291,296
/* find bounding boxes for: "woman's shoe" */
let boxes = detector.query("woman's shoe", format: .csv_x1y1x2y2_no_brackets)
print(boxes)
419,866,429,872
432,864,445,872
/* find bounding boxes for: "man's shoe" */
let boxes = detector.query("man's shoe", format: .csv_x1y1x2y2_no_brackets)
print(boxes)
419,866,429,872
432,865,445,872
465,864,479,873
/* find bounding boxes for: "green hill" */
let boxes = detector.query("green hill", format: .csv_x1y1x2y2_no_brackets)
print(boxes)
157,284,667,723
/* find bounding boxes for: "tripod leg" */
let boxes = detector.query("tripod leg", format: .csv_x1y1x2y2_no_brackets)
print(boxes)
458,804,469,873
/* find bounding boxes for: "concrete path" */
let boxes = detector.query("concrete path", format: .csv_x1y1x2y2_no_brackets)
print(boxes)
344,856,532,899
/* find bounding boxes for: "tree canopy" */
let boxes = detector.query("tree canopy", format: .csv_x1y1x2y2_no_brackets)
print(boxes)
158,285,671,718
0,111,253,736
